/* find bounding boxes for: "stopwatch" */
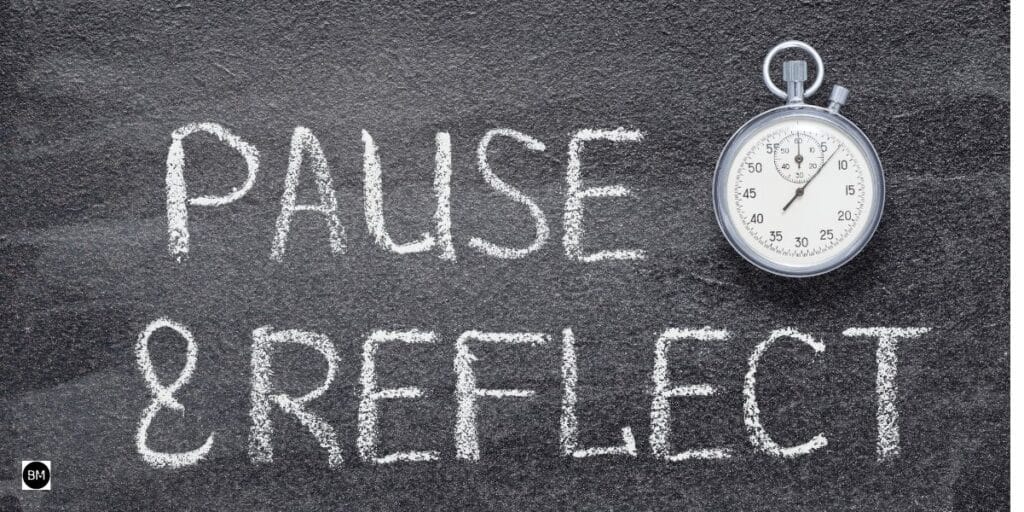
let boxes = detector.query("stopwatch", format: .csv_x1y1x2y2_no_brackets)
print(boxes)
713,41,885,278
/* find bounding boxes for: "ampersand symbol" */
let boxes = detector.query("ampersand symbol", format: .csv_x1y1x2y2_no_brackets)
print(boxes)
135,318,214,468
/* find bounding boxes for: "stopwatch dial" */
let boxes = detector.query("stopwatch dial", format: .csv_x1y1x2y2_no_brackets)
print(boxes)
771,132,824,183
725,116,879,270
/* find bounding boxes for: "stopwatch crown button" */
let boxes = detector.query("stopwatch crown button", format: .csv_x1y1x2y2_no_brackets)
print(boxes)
782,60,808,83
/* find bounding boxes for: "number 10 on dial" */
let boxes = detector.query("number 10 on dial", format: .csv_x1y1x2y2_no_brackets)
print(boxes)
714,41,885,277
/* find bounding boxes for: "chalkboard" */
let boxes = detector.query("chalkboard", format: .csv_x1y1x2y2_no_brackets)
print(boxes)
0,1,1008,510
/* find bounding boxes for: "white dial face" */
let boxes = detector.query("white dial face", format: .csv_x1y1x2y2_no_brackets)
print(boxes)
722,115,880,271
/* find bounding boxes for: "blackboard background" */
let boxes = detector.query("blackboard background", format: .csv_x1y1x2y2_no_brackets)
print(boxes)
0,1,1009,510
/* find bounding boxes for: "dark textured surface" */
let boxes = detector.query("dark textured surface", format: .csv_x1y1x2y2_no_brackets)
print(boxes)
0,1,1009,510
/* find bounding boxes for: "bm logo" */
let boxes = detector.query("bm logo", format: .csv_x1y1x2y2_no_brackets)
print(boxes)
22,461,51,490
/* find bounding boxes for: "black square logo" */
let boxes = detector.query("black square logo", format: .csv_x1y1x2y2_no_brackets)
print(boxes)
21,461,50,491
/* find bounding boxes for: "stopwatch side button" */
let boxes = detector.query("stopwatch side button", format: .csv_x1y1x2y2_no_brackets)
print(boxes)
828,85,850,114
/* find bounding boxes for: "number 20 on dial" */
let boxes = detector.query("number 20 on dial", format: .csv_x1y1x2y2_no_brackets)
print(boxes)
713,41,885,277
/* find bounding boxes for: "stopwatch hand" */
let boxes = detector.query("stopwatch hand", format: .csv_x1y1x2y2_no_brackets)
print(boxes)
782,188,803,211
795,135,803,169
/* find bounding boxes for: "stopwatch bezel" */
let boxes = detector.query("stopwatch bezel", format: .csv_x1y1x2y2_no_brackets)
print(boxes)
712,104,885,278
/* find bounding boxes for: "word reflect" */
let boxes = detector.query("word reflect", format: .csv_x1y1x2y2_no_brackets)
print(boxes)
134,319,930,469
166,123,646,263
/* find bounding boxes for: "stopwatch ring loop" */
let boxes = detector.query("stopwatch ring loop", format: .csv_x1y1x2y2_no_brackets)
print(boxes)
762,40,824,100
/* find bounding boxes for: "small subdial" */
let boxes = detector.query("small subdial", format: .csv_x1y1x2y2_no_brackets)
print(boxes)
772,132,824,183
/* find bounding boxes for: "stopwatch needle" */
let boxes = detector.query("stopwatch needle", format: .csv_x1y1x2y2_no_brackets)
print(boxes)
782,145,842,212
782,187,803,211
795,136,803,169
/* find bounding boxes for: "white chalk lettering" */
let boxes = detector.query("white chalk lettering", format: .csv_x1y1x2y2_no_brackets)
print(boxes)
743,328,828,458
454,331,548,460
563,128,645,262
649,327,733,461
560,328,636,457
357,329,440,464
135,318,215,468
469,128,549,259
165,122,259,261
249,326,344,468
270,126,345,261
361,130,455,259
843,327,931,461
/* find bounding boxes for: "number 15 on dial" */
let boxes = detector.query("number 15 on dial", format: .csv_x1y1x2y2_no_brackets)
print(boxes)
713,41,885,277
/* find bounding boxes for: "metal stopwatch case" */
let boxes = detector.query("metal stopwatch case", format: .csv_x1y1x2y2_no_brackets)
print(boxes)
712,41,886,278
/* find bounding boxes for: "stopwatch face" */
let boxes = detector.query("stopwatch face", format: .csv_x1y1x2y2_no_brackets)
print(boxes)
713,107,885,277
